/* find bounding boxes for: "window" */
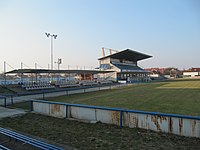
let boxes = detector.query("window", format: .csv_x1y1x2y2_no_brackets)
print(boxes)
100,64,111,70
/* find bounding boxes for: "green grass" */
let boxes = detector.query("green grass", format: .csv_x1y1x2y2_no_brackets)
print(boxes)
45,79,200,116
11,79,200,116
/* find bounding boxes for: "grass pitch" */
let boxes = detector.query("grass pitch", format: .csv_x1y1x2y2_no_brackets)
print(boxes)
11,79,200,116
45,79,200,116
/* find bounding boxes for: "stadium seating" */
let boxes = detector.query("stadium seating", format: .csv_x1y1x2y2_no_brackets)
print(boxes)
22,82,55,91
55,80,80,88
97,79,113,84
78,80,99,86
21,79,114,91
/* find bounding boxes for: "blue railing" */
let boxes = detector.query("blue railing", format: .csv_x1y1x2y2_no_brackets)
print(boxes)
0,144,10,150
0,96,7,107
30,99,200,129
0,127,63,150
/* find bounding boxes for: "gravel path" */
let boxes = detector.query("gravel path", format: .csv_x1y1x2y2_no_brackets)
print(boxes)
0,107,26,119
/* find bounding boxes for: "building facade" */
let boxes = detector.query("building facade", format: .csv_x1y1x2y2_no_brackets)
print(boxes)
183,68,200,78
98,49,152,82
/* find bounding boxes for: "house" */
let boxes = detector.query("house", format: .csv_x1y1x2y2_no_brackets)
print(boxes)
145,68,165,78
183,68,200,78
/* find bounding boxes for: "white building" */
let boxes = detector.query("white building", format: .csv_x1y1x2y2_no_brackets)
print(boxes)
183,68,200,78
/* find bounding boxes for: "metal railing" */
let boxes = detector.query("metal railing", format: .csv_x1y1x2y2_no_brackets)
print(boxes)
0,144,10,150
29,99,200,138
0,96,7,107
0,127,63,150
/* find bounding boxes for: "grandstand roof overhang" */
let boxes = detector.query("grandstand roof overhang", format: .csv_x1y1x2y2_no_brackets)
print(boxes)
98,49,152,62
5,69,114,74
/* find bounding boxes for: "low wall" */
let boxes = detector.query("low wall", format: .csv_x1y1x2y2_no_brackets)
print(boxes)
30,100,200,138
0,84,128,106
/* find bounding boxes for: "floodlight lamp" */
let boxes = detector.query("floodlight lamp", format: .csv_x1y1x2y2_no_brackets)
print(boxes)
53,35,57,39
45,33,50,37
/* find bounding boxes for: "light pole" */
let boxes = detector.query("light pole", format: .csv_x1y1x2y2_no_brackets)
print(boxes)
4,61,6,85
45,33,57,70
54,58,62,70
55,58,62,82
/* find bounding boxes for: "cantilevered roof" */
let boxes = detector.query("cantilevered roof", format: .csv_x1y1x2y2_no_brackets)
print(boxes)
98,49,152,61
5,69,114,74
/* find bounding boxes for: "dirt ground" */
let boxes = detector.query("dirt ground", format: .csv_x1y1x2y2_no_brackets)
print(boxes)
0,113,200,150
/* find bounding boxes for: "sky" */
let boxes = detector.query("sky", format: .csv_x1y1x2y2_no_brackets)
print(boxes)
0,0,199,72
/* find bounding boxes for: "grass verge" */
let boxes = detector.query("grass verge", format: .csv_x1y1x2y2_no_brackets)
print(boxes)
0,113,199,150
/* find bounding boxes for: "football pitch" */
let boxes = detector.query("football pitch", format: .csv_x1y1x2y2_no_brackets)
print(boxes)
46,78,200,116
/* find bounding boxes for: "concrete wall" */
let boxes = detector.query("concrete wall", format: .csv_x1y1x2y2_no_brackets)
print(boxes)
31,100,200,138
0,84,127,106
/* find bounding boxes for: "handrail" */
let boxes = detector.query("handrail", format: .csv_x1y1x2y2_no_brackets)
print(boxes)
30,99,200,120
0,144,10,150
0,127,63,150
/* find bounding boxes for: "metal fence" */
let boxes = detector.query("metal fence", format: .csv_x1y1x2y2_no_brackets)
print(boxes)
30,100,200,138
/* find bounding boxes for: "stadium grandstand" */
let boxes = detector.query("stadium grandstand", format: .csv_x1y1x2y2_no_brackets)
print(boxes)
98,48,152,83
3,48,152,91
4,69,115,91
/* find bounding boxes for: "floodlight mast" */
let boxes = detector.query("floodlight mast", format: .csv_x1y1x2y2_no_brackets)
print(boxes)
45,33,57,70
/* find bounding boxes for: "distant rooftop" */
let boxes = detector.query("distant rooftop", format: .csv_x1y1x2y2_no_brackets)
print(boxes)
98,49,152,62
184,68,200,72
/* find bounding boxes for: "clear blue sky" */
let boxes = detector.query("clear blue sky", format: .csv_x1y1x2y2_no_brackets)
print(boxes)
0,0,199,72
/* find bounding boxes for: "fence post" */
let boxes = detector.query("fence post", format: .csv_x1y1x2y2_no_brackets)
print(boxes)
43,93,45,100
66,105,68,118
4,97,6,107
11,95,13,105
66,90,68,96
30,100,33,111
120,111,123,129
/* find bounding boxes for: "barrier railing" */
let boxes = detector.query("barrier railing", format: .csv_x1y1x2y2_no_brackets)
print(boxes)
0,144,10,150
0,96,7,107
0,127,63,150
30,99,200,138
